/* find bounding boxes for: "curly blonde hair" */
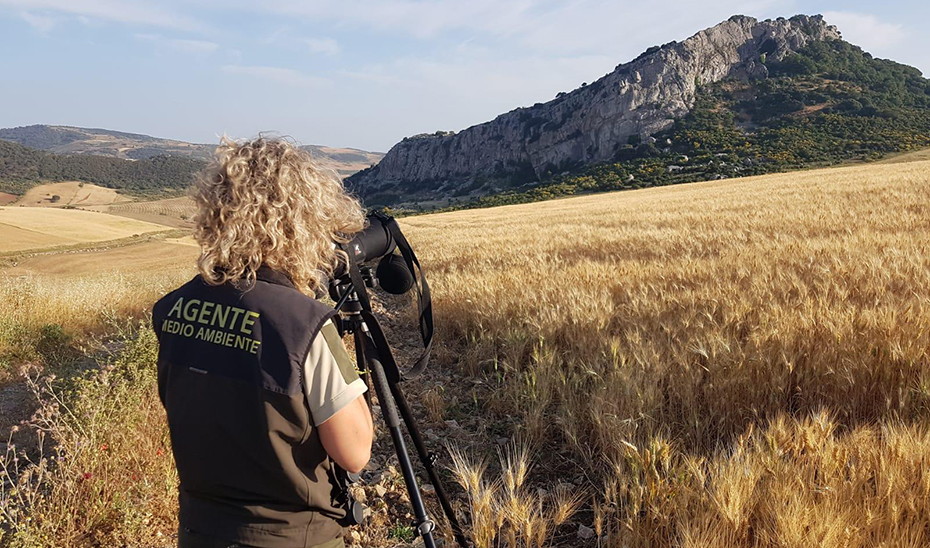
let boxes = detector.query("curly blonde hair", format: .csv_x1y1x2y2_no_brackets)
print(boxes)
193,136,366,295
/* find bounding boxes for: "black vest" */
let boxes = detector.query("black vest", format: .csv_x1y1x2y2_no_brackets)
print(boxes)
152,266,345,548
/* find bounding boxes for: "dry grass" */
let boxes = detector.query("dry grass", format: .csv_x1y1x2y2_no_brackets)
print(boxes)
0,269,191,381
2,158,929,546
0,328,179,547
448,442,583,548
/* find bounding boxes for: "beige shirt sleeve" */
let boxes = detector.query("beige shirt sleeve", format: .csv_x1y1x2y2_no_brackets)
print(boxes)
303,319,367,426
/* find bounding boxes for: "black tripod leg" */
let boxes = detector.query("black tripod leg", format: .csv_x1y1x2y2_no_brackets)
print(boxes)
363,331,438,548
352,329,373,407
389,382,470,548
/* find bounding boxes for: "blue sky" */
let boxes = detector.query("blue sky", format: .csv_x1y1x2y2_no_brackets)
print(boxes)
1,0,927,152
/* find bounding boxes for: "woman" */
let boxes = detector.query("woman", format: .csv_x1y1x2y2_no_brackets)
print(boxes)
152,136,374,548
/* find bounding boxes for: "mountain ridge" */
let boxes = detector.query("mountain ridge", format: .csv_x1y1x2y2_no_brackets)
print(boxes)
416,33,930,212
0,125,384,179
347,15,849,205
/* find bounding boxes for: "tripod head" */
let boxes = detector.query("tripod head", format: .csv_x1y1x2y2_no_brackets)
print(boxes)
330,266,376,322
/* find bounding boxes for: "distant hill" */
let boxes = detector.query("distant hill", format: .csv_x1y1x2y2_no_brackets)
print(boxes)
0,125,212,160
0,140,203,196
347,15,930,210
0,125,384,179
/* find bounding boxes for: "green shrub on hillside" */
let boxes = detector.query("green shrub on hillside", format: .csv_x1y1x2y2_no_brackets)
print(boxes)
0,140,203,196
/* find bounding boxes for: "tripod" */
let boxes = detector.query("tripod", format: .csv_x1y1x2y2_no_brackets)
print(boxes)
332,270,469,548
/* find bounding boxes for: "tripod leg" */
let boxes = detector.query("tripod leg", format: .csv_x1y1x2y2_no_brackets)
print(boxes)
389,382,470,547
352,329,373,407
362,330,438,548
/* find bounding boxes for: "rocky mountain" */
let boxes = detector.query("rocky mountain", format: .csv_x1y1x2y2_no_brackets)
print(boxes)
0,125,383,179
347,15,845,205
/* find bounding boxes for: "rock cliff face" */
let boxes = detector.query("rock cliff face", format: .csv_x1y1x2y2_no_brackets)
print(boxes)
348,15,840,201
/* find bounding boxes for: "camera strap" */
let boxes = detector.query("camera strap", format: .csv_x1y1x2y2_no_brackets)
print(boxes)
379,215,432,380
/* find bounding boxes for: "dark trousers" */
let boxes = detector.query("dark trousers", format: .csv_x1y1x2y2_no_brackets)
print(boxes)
178,527,345,548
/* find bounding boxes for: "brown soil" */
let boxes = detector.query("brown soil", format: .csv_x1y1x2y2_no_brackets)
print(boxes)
0,381,35,436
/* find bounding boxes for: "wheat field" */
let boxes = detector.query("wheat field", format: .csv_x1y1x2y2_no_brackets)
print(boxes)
402,159,930,547
2,159,929,547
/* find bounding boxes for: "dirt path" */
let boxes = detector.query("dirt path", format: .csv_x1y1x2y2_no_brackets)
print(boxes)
351,293,466,547
0,380,39,463
0,381,34,436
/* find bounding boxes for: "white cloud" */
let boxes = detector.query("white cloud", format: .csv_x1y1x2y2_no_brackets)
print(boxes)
306,37,340,55
19,10,55,33
0,0,204,31
135,33,218,53
822,11,907,51
221,65,331,89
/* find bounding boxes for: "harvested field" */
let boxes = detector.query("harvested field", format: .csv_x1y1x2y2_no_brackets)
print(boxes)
0,225,69,253
16,181,131,207
97,196,197,228
0,206,168,253
3,240,198,276
877,146,930,164
308,146,384,178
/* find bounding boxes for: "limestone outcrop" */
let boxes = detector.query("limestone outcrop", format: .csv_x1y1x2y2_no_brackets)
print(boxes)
347,15,840,201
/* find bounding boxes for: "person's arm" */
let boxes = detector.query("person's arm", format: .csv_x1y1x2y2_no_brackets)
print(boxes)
318,394,373,473
304,320,374,474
